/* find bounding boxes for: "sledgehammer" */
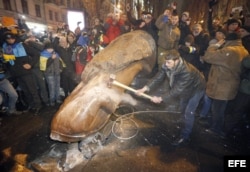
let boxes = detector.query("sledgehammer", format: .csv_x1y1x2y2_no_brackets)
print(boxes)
108,74,153,100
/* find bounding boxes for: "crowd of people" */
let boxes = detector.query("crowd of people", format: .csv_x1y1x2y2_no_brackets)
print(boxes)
136,0,250,146
0,0,249,146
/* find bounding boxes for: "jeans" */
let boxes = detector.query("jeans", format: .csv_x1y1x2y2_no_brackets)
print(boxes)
179,90,205,139
45,74,61,104
199,94,212,118
210,99,228,133
61,69,77,97
16,74,42,109
224,92,250,133
32,68,49,104
0,78,18,112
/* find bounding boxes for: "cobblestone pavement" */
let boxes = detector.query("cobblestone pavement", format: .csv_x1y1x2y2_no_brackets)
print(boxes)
0,75,249,172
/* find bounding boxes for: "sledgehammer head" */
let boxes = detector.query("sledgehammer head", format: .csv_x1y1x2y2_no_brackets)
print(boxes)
107,74,116,88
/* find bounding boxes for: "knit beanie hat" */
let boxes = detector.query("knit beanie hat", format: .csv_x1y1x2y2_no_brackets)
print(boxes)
226,18,241,27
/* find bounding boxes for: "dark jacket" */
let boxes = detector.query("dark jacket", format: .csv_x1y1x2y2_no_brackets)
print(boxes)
146,58,205,100
239,56,250,95
40,50,63,76
126,11,144,29
53,37,75,74
141,18,159,43
2,41,37,77
193,31,210,56
23,40,44,68
242,34,250,53
178,20,192,45
178,44,201,71
207,10,223,39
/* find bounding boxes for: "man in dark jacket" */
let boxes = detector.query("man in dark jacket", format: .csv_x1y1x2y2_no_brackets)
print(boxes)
207,0,222,39
191,24,210,80
53,36,77,98
224,56,250,135
178,11,192,46
137,49,206,146
2,32,42,114
240,25,250,53
126,3,146,30
23,34,50,106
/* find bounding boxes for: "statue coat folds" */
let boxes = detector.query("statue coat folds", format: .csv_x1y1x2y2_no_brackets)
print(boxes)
50,30,157,142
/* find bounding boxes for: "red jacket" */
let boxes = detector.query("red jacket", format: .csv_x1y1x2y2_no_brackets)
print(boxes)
104,17,124,44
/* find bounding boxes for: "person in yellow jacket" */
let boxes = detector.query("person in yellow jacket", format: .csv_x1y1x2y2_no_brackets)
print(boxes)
40,43,65,106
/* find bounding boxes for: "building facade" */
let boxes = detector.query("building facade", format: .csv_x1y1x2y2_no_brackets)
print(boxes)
1,0,249,34
0,0,85,33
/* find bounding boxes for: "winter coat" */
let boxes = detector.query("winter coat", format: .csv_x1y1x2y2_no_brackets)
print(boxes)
77,35,89,47
242,34,250,53
202,39,249,100
104,17,123,44
53,37,75,74
239,56,250,95
146,58,205,100
155,14,180,50
140,18,159,43
207,10,223,39
178,44,201,71
2,41,37,77
178,20,192,46
126,11,144,29
40,50,64,76
193,31,210,56
23,40,44,69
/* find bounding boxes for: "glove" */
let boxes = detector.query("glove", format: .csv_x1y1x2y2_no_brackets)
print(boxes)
162,15,168,23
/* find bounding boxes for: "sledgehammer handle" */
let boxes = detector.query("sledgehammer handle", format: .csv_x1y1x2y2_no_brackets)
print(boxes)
112,80,153,100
